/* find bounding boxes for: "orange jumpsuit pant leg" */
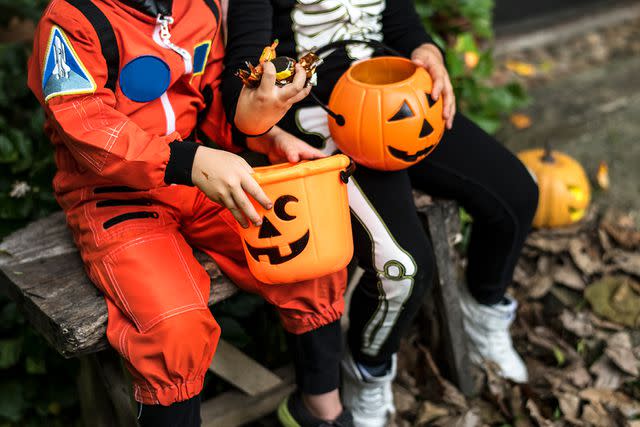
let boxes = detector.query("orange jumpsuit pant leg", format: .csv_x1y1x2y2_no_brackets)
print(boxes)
66,186,220,405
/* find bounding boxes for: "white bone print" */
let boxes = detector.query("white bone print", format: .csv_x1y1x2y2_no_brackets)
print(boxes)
292,0,385,60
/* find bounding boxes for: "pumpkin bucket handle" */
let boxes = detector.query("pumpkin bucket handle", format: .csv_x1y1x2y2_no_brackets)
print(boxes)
308,39,404,127
340,158,356,183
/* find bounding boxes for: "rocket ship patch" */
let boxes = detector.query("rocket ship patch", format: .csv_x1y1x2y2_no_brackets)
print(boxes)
42,26,96,102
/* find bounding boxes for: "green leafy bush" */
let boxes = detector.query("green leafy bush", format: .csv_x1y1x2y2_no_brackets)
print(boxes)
415,0,529,134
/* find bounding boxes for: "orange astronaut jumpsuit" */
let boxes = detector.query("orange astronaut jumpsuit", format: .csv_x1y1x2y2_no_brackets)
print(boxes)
28,0,346,406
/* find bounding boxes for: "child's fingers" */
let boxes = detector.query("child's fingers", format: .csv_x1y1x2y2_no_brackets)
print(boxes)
242,175,272,210
231,187,262,226
285,149,300,163
431,79,444,103
220,193,249,228
302,145,327,159
287,85,312,105
291,64,307,91
447,103,456,129
258,62,277,93
280,66,308,101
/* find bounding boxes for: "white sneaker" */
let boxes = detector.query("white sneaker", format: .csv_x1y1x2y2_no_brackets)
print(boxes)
459,286,529,383
341,350,396,427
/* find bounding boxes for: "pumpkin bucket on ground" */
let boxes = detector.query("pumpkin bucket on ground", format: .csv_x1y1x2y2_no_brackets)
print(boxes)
518,146,591,228
327,56,446,171
239,154,355,284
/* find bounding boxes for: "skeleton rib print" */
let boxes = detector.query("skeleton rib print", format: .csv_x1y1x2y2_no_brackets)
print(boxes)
292,0,384,59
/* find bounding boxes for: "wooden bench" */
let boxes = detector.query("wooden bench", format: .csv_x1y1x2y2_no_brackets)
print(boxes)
0,196,472,427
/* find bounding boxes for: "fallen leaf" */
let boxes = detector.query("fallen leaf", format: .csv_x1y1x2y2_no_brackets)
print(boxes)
415,401,450,425
559,310,594,337
581,402,610,426
553,263,585,290
557,392,580,419
564,362,592,388
549,286,583,308
529,274,554,299
511,113,532,129
579,388,640,418
569,237,602,276
596,161,610,191
393,384,417,413
589,356,627,390
606,249,640,277
598,227,614,252
525,399,555,427
472,398,506,425
418,344,468,411
526,234,571,254
585,276,640,328
506,60,537,77
432,409,481,427
604,332,639,377
601,211,640,250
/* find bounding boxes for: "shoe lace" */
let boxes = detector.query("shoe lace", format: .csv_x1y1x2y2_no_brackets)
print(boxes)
355,381,389,414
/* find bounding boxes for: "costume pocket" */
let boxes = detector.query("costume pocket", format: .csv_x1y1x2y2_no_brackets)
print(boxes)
101,234,209,332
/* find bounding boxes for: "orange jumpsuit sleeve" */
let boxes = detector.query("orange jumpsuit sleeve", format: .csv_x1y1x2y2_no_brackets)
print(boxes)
197,11,243,153
28,8,189,189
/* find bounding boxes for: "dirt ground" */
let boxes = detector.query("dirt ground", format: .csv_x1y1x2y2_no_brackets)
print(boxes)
496,15,640,214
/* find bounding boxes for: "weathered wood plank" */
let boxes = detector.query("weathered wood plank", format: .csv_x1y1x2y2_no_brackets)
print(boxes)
201,366,295,427
417,200,476,397
0,211,76,267
208,339,284,397
0,212,240,358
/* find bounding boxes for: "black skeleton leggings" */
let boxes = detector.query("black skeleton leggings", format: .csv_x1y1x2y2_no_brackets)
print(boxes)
345,113,538,365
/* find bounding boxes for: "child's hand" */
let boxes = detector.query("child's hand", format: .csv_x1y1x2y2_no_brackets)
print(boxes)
191,146,272,228
235,62,312,136
411,43,456,129
248,127,327,164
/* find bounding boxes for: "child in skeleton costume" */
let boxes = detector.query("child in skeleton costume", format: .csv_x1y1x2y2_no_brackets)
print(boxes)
222,1,539,426
28,1,353,426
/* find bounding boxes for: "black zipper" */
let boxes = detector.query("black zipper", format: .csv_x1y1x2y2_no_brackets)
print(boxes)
103,211,159,229
94,186,141,194
96,199,153,208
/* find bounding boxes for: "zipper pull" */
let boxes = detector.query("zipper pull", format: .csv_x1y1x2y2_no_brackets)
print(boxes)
157,15,174,44
156,14,193,73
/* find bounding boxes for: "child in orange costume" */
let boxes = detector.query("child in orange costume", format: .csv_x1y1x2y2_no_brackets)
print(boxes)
28,0,349,425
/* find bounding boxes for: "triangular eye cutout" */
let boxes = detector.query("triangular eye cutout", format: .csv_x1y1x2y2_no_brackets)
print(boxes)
419,119,434,138
425,92,436,108
388,101,414,122
258,217,281,238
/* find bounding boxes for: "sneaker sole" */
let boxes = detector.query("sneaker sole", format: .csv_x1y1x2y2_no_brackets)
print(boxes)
277,397,302,427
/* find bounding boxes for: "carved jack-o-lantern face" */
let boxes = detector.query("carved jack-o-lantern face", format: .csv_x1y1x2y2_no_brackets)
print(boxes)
238,155,354,285
328,56,445,171
244,195,310,264
517,148,591,228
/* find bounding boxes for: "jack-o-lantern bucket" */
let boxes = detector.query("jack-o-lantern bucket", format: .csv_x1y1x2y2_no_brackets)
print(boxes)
327,56,446,171
518,147,591,228
239,154,354,284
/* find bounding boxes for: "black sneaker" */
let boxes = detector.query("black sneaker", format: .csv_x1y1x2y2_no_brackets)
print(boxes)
277,392,354,427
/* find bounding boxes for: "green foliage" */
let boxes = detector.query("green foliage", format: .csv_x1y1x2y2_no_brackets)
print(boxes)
0,43,57,237
0,295,80,426
416,0,529,134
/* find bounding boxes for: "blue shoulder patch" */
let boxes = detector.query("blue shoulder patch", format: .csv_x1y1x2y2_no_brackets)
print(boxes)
193,41,212,76
42,26,96,102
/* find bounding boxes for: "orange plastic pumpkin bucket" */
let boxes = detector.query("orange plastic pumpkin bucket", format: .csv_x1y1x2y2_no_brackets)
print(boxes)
239,154,355,284
328,56,445,171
